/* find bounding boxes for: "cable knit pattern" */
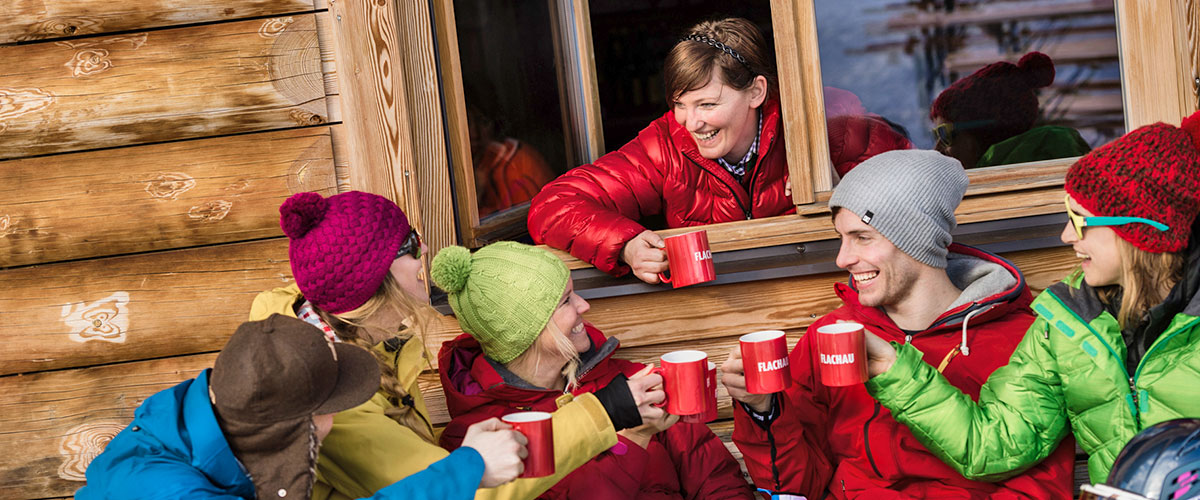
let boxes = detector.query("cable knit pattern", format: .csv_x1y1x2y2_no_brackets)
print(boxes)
1065,110,1200,253
280,191,410,314
431,242,568,364
930,51,1055,145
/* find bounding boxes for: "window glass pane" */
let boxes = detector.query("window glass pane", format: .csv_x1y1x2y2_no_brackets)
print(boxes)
814,0,1124,175
454,1,565,222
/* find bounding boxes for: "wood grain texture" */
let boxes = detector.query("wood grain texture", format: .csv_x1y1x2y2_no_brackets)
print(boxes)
0,239,291,376
0,353,215,499
432,0,485,237
1116,0,1190,128
0,15,330,160
0,0,318,44
771,0,826,202
1,127,335,268
1181,0,1200,112
394,1,458,266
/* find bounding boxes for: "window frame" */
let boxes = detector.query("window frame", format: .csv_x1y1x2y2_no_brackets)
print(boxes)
427,0,1193,269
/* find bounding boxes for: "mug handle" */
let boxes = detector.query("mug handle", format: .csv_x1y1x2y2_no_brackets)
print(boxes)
648,366,668,409
657,271,672,284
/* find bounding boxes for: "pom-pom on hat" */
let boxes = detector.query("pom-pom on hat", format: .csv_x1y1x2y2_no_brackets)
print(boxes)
930,51,1055,146
280,191,411,314
431,242,569,364
1065,110,1200,253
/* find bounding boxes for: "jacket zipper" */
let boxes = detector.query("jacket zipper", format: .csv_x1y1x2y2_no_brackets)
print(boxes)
690,156,752,219
1047,291,1200,429
862,402,884,478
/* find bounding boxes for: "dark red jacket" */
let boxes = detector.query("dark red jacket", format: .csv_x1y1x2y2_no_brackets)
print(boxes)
733,244,1076,499
528,97,792,276
439,325,755,500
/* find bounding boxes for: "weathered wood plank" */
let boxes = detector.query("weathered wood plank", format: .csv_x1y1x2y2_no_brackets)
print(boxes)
1,127,336,268
0,0,319,44
0,239,291,376
1117,0,1191,128
772,0,828,200
0,353,216,499
0,15,329,159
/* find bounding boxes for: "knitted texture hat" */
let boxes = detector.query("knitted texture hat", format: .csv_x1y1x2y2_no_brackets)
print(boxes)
930,51,1055,146
829,149,968,268
431,242,568,364
1065,111,1200,253
280,191,411,314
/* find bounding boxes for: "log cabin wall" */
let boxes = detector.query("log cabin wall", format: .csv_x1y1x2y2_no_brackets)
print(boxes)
0,2,1194,500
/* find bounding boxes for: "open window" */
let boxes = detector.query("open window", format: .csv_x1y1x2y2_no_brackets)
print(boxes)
430,0,1193,293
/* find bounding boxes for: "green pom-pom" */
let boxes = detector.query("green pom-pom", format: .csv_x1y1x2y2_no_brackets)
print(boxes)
430,246,473,294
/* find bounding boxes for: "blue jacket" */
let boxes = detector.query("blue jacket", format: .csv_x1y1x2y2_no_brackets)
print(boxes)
77,369,485,500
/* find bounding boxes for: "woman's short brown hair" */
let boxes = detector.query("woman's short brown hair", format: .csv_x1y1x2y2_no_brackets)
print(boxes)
663,17,777,102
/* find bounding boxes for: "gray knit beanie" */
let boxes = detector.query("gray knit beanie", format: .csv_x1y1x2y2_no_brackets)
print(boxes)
829,150,967,268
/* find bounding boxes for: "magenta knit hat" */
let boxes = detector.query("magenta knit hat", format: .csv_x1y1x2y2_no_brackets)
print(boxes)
280,191,411,314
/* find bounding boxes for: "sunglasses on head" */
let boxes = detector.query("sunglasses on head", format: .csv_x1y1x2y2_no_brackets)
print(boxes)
396,229,422,260
1064,195,1169,241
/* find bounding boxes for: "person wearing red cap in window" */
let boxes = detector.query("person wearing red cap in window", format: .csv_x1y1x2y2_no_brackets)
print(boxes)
930,51,1091,169
864,111,1200,486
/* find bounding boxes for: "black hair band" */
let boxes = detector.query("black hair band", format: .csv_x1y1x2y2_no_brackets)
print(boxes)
681,34,752,71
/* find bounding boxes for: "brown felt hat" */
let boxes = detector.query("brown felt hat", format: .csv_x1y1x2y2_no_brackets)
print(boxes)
211,314,380,499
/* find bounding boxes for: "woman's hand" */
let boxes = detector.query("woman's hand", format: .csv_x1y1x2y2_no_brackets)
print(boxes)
864,328,897,378
721,346,772,413
461,418,527,488
621,230,668,284
625,365,667,423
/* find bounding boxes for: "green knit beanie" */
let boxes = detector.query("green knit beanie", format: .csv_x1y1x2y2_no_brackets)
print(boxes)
430,242,569,364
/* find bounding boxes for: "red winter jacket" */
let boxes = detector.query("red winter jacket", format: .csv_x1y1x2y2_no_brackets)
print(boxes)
528,97,792,276
733,244,1076,499
439,325,755,500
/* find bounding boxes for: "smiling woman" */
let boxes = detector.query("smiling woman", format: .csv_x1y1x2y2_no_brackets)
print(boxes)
527,17,792,284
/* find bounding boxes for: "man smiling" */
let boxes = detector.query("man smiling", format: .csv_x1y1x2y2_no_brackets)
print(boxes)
722,149,1075,498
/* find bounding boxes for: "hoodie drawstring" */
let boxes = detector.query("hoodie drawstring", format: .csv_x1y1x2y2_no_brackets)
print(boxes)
935,307,988,372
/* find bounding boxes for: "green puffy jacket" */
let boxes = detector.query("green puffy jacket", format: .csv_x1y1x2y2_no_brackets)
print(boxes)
866,271,1200,484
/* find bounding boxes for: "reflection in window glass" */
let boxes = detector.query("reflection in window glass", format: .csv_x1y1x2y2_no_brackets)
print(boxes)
815,0,1124,173
454,2,563,220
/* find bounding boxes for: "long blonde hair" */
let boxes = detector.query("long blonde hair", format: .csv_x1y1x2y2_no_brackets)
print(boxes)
507,318,583,392
315,274,439,443
1095,238,1185,328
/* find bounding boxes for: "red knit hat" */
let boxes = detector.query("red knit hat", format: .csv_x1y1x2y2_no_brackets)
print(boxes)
1065,110,1200,253
930,51,1055,146
280,191,411,313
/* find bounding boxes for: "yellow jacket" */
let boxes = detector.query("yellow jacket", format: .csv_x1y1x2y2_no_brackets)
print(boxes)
250,285,618,500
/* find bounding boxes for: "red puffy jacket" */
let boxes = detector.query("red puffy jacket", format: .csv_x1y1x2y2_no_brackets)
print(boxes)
733,245,1076,499
439,325,755,500
528,97,792,276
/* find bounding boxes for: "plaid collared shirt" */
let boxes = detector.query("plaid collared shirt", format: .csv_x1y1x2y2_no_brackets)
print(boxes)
716,110,763,181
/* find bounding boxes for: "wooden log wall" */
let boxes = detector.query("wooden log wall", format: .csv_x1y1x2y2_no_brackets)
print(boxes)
0,1,356,497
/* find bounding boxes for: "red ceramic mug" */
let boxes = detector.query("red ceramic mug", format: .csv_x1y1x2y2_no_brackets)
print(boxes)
815,322,868,387
501,411,554,477
681,361,718,423
653,350,709,415
740,330,792,394
657,230,716,288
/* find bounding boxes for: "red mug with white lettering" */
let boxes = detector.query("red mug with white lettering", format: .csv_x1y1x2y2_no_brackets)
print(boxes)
653,350,709,416
657,230,716,288
815,322,868,386
681,361,718,423
501,411,554,477
740,330,792,394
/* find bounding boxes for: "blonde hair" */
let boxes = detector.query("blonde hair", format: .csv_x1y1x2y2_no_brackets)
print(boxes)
664,17,777,102
315,274,438,443
1095,238,1185,328
507,318,583,392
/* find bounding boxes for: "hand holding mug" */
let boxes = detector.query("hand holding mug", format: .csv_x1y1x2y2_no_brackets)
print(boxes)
461,417,527,487
863,328,897,377
626,365,667,423
621,230,667,284
721,346,772,413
